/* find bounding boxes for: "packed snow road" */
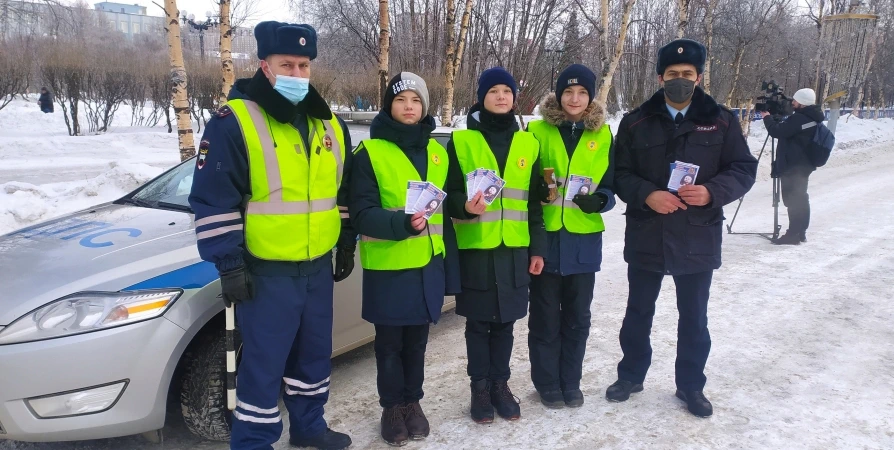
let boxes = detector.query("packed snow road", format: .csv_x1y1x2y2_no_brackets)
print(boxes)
2,142,892,449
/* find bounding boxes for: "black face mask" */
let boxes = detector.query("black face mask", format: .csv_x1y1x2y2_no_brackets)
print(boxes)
664,78,696,104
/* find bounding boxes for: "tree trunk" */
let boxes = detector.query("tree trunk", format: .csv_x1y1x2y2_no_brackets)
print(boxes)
676,0,691,38
850,29,880,120
702,0,719,94
725,44,745,106
441,0,473,126
378,0,390,104
164,0,196,162
219,0,234,105
812,0,826,93
597,0,637,106
600,0,609,71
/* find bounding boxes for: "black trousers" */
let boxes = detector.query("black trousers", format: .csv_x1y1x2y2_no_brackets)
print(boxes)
617,266,713,391
465,319,515,382
528,272,595,392
781,172,811,236
374,324,430,408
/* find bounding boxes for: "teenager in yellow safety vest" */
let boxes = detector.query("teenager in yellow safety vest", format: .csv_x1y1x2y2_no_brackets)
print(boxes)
526,64,616,410
443,67,547,424
188,21,355,450
348,73,460,446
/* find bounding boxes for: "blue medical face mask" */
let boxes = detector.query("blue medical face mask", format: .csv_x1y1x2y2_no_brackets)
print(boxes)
273,75,309,105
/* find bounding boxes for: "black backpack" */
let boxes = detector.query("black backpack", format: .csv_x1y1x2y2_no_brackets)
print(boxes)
802,121,835,167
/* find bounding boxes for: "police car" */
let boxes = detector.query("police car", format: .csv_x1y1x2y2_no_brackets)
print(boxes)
0,130,454,443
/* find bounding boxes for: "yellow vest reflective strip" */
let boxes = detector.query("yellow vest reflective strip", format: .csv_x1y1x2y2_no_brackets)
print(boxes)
451,130,538,249
227,99,345,261
528,120,612,234
358,139,449,270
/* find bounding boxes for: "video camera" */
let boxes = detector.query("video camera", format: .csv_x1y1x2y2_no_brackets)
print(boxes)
755,80,793,117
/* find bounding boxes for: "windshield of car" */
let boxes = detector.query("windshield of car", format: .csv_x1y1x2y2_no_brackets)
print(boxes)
123,158,196,212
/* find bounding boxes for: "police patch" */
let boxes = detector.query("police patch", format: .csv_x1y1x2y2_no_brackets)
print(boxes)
215,105,232,118
432,153,441,165
323,135,333,151
517,157,527,169
694,125,718,132
197,140,210,170
588,140,597,150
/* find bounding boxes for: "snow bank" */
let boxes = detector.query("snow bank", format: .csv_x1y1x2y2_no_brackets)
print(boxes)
0,162,163,235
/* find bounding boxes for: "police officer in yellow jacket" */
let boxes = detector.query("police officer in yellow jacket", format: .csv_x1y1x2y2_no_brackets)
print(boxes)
527,64,616,409
188,22,354,450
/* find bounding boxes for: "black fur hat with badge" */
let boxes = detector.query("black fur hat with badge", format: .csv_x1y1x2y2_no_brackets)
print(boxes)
255,21,317,60
656,39,707,75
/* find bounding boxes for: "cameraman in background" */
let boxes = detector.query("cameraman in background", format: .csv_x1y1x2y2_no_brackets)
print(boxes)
760,88,825,246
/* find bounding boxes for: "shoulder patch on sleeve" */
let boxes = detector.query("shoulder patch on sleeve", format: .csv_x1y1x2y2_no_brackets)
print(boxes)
215,105,233,118
197,140,210,169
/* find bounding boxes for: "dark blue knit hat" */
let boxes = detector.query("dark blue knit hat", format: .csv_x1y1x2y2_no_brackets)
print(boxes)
255,21,317,60
477,67,517,105
656,39,706,75
556,64,596,105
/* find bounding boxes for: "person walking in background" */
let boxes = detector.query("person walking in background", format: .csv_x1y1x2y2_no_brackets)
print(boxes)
349,72,460,446
444,67,547,424
606,39,757,418
38,87,53,113
761,88,824,245
526,64,616,409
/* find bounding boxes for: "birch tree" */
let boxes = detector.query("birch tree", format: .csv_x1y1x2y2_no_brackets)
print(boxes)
441,0,474,126
377,0,390,101
163,0,196,161
218,0,234,104
702,0,720,93
596,0,637,105
677,0,691,37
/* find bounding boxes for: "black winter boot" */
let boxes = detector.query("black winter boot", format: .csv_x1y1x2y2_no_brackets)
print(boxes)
563,389,584,408
675,390,713,417
605,379,643,402
537,389,565,409
380,406,409,446
470,379,494,424
772,232,801,245
490,380,521,420
403,402,430,440
290,428,353,449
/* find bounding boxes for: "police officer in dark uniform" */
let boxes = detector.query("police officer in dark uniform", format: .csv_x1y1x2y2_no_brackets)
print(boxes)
605,39,758,417
189,22,355,450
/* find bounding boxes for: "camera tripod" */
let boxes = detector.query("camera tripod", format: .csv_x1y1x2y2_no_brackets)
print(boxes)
726,133,782,241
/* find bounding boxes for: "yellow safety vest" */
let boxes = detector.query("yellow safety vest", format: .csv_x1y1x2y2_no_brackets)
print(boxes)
358,139,449,270
451,129,538,249
227,99,345,261
528,120,612,234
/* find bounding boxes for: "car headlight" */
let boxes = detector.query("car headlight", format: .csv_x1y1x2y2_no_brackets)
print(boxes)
0,290,182,345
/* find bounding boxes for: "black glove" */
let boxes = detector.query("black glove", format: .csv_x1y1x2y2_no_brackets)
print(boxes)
572,192,608,214
220,266,254,307
334,245,356,282
537,178,563,203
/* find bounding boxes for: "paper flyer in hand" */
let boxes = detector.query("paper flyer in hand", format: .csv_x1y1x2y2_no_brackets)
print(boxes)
564,175,594,201
479,171,506,205
405,181,428,213
466,171,478,200
413,183,447,219
667,161,699,192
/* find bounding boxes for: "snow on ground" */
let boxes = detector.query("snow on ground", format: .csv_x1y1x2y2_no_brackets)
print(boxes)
1,99,894,449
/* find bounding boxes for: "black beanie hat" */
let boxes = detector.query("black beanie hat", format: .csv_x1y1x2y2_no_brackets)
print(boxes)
382,72,430,116
555,64,596,105
255,21,318,60
477,67,517,105
656,39,707,75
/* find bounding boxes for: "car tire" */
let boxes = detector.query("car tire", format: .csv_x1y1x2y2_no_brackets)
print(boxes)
180,326,240,442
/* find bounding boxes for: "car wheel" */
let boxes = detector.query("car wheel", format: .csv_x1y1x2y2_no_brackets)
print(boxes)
180,326,241,442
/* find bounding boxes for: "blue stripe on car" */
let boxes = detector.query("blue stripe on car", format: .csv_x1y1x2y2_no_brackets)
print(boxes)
124,262,219,290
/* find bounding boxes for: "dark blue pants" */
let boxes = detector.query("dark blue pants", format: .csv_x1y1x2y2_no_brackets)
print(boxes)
231,265,334,450
374,324,430,408
617,266,713,391
466,319,515,382
528,272,595,392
